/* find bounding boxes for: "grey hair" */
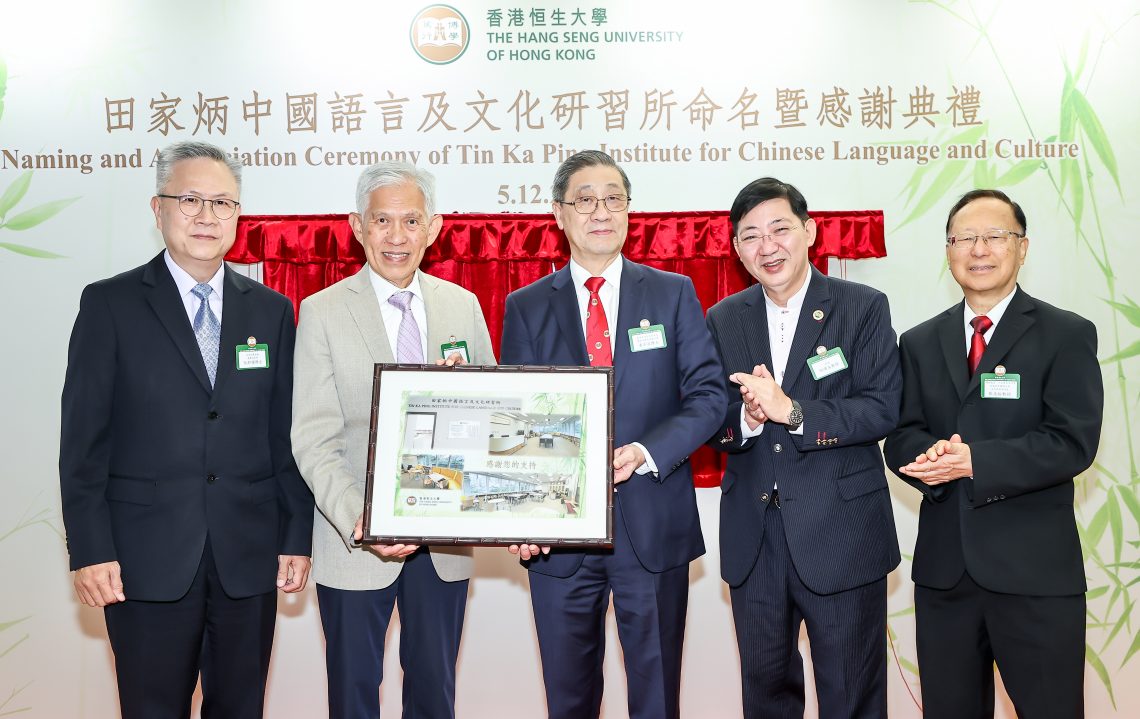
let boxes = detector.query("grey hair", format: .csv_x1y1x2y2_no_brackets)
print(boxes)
155,141,242,194
551,149,631,202
355,162,437,217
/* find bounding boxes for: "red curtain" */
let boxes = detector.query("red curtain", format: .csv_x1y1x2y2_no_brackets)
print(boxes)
227,210,885,487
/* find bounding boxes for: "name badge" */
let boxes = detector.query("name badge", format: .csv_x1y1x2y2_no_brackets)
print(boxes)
806,347,848,380
236,343,270,370
980,372,1020,399
440,339,470,363
628,324,667,352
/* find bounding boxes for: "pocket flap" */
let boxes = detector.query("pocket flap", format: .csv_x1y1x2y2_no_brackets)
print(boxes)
837,467,887,500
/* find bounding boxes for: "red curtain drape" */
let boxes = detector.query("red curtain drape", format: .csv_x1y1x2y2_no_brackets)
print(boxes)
228,210,885,487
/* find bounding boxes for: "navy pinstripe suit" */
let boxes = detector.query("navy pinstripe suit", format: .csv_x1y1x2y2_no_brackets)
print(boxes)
706,267,901,718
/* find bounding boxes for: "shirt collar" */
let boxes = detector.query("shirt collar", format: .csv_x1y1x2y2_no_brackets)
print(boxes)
164,250,224,299
369,267,425,304
963,285,1018,330
568,256,623,293
763,269,811,314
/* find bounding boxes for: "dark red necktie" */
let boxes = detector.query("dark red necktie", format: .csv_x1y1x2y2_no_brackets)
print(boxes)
584,276,612,367
968,315,993,376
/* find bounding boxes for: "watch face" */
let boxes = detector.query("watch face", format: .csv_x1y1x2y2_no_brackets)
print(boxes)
788,403,803,426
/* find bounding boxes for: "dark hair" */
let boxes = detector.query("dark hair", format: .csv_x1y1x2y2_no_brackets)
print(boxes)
945,189,1027,235
551,150,631,202
729,177,810,236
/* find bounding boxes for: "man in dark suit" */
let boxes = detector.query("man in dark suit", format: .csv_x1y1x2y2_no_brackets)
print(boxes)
884,189,1103,718
59,140,314,719
706,177,901,718
500,150,726,719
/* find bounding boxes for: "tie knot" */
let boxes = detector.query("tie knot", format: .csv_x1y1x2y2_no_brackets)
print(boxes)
971,315,993,335
191,283,213,301
584,276,605,294
387,290,414,311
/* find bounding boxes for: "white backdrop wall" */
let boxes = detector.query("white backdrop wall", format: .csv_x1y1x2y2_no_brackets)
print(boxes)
2,1,1138,717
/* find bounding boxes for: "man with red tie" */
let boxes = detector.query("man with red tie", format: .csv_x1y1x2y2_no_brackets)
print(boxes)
885,189,1104,718
499,150,726,719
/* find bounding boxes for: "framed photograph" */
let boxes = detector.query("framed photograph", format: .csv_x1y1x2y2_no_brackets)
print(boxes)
362,364,614,546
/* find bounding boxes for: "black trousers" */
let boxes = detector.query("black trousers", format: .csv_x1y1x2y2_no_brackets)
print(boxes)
915,571,1085,719
103,538,276,719
730,501,888,719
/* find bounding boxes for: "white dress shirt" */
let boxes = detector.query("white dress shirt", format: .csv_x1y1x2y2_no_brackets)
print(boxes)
567,257,656,475
741,271,812,440
165,251,224,326
369,268,429,360
963,286,1017,352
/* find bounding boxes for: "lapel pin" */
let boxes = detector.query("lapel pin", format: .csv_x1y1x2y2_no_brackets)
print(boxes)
812,309,824,321
816,346,827,356
639,319,650,328
995,365,1006,376
247,336,257,347
449,335,456,343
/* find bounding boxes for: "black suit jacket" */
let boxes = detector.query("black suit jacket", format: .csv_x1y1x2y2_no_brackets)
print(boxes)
706,268,902,593
883,287,1103,596
59,252,313,601
500,258,726,577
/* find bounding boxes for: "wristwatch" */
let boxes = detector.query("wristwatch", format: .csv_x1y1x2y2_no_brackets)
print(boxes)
786,400,804,431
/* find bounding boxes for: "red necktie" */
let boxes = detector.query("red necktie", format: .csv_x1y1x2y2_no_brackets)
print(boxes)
584,276,612,367
968,315,993,376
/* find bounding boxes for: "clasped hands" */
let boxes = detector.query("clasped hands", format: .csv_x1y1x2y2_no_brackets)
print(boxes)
898,433,973,485
729,364,794,430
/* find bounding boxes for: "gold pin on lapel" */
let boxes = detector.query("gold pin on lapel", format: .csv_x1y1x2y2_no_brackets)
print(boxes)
639,319,650,329
816,346,827,356
247,336,257,347
995,365,1006,376
812,309,824,321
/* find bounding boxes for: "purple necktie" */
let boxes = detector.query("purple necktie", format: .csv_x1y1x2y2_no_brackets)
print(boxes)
387,290,424,364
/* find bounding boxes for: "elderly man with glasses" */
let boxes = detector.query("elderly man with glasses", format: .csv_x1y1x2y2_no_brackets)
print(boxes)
885,189,1103,718
59,140,314,718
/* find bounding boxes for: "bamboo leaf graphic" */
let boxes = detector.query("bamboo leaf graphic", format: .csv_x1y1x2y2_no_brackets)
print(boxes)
1086,644,1117,708
1108,489,1123,565
1069,87,1122,195
993,158,1041,188
1085,501,1110,549
0,242,66,259
897,654,921,677
0,198,79,231
1087,585,1109,600
898,160,968,228
1100,339,1140,365
0,172,33,219
1103,298,1140,330
1122,627,1140,668
1117,485,1140,531
1060,158,1084,231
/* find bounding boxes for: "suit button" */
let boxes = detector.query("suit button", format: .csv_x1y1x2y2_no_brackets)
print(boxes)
773,443,783,453
207,474,217,483
760,492,770,502
207,411,219,420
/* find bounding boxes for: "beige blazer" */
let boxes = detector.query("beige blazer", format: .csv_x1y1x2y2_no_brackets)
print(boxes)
292,267,496,590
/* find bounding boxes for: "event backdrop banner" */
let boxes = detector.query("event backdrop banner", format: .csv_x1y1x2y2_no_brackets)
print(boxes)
1,1,1137,717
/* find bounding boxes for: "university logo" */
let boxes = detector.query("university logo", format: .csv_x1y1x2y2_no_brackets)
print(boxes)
406,496,419,506
410,4,470,65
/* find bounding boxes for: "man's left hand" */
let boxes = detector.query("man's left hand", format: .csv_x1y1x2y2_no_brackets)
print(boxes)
276,555,312,593
730,364,794,425
613,444,646,484
899,433,972,485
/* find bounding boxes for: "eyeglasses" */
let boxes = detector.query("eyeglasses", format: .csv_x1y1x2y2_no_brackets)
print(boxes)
157,194,241,220
556,194,631,214
946,229,1024,251
735,225,802,245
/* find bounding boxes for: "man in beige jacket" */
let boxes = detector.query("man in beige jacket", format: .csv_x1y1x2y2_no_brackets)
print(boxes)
292,162,495,719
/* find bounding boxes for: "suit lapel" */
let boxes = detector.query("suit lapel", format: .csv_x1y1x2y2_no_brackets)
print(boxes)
738,284,772,370
966,287,1035,397
550,265,589,366
613,258,648,395
142,254,213,394
782,268,831,389
421,271,451,361
346,268,396,364
211,267,251,397
936,302,969,401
